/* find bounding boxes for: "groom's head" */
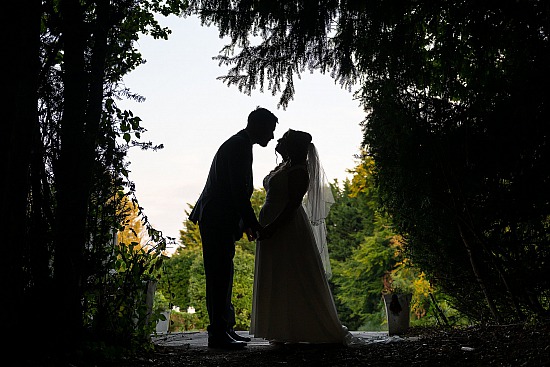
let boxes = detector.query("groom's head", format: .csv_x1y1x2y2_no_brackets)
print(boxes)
246,107,278,147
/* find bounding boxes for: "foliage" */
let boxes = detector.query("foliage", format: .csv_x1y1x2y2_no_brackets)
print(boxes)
169,309,202,332
160,245,201,311
231,247,256,330
85,190,169,349
4,0,191,355
185,0,550,324
186,250,208,329
159,203,207,313
330,221,396,330
359,1,550,323
328,156,461,330
387,248,436,324
7,3,549,362
154,290,171,313
326,178,373,262
117,195,147,249
86,243,166,349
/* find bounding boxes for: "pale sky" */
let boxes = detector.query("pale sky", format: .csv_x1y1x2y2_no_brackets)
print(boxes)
120,15,365,253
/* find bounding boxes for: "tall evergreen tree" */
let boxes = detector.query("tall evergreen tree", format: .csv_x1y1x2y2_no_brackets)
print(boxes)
327,156,398,329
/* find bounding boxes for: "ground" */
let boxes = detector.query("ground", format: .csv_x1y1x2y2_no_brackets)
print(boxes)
125,324,549,367
24,324,549,366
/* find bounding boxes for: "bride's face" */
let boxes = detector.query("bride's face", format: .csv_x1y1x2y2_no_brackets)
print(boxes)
275,135,290,160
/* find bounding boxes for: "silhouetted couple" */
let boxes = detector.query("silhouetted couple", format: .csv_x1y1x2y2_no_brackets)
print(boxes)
190,107,360,349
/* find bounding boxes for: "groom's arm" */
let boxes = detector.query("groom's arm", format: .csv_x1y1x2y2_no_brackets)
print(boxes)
226,139,261,233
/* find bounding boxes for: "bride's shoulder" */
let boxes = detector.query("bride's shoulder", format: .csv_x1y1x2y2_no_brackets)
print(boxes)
269,162,286,173
287,164,308,182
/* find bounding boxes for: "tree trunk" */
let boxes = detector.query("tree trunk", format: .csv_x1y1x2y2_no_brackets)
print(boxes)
0,0,41,354
53,0,111,349
458,222,502,323
54,0,90,348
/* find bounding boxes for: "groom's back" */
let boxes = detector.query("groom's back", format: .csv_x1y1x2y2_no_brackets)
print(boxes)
188,130,253,225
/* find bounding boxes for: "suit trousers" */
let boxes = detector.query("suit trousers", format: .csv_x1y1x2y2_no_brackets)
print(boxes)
198,217,237,335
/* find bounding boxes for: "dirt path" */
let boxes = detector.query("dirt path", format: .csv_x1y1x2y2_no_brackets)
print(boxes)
123,325,550,367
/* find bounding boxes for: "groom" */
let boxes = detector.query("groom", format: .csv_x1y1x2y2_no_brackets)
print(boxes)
189,107,278,349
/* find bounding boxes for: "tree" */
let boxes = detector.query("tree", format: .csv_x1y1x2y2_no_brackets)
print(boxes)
326,179,372,262
328,156,455,330
331,217,396,330
160,207,202,311
185,0,550,323
5,0,188,354
327,156,401,329
46,0,184,349
327,155,377,262
359,2,550,321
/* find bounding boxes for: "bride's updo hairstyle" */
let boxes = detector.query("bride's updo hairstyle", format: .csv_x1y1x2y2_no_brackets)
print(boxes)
286,129,312,163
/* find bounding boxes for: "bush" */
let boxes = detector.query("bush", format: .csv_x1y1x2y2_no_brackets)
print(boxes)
169,310,201,332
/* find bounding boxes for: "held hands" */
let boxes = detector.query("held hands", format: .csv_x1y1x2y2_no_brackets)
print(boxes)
246,223,265,241
245,224,275,241
245,228,257,241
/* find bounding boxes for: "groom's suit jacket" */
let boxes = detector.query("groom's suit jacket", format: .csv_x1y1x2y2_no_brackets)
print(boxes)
189,129,259,239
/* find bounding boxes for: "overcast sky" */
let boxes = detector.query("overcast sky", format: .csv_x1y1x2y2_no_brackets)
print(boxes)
119,15,365,252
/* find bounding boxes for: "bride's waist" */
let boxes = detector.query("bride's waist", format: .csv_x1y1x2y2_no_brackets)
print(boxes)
259,201,284,222
261,200,287,210
260,201,303,225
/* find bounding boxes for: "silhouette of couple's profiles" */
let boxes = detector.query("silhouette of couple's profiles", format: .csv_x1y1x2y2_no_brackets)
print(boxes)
189,107,278,349
190,107,361,349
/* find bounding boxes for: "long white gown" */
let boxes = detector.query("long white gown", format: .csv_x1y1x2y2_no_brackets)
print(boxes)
250,163,351,344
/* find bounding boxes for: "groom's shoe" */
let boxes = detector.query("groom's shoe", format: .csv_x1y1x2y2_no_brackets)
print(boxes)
208,331,247,349
228,329,252,342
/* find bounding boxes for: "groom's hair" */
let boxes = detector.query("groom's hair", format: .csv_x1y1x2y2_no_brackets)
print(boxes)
247,107,278,129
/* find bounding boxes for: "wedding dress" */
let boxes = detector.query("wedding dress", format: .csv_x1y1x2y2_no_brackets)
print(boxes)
250,159,358,345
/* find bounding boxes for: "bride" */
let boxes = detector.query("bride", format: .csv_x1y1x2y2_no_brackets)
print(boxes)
251,129,359,345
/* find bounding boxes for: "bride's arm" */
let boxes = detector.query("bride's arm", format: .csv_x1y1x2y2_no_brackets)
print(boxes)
257,168,309,240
